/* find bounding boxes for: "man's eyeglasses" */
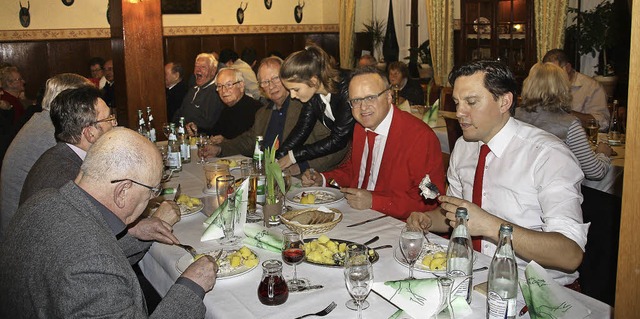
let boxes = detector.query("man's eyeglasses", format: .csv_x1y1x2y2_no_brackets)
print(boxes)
92,114,118,126
215,81,241,91
258,76,281,88
111,179,162,198
348,87,390,109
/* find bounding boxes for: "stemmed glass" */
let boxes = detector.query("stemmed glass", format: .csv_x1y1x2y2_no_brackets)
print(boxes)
344,258,373,319
431,276,454,319
217,175,238,244
345,244,370,311
399,225,425,279
281,230,307,291
196,134,209,164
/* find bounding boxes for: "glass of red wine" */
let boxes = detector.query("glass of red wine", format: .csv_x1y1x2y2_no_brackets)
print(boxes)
281,230,308,291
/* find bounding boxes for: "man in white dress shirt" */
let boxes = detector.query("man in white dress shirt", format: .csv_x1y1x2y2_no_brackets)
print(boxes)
408,61,589,286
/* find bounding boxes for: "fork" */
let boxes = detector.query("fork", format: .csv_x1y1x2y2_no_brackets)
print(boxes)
294,301,337,319
175,243,198,257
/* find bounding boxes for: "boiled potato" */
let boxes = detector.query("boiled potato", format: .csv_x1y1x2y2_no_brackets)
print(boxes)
300,193,316,204
430,257,447,270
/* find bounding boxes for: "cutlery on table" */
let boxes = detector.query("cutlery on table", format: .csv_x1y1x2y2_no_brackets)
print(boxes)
172,184,182,202
175,243,197,257
362,236,379,247
327,178,340,189
346,215,388,228
296,285,324,292
371,244,393,250
294,301,337,319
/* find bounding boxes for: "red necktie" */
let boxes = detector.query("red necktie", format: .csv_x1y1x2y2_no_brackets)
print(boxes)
361,131,377,189
472,144,491,251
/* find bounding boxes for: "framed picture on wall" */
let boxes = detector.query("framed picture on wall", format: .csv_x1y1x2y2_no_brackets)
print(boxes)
161,0,201,14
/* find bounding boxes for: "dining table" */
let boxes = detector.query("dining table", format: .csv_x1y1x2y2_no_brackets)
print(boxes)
581,133,625,197
139,148,612,318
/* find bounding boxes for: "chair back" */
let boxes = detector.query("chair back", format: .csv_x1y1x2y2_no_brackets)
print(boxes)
440,87,462,153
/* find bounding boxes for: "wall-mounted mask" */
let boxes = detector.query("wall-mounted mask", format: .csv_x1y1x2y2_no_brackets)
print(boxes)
294,0,304,24
19,1,30,28
237,2,248,24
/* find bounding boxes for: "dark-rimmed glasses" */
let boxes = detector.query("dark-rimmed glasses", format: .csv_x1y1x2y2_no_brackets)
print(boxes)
348,87,390,109
258,76,281,88
92,114,118,126
111,179,162,198
215,81,241,91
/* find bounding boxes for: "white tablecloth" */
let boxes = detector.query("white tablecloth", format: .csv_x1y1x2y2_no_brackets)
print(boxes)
581,133,625,196
140,150,611,319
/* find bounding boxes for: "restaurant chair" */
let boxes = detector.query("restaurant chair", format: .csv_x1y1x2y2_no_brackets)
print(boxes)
578,185,621,306
440,87,462,153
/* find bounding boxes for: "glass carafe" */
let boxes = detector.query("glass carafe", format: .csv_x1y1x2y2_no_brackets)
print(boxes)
257,259,288,306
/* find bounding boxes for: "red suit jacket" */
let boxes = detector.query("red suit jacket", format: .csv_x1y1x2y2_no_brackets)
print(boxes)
324,107,445,220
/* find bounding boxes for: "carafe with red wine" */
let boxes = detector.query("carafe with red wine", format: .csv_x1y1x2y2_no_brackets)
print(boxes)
257,259,288,306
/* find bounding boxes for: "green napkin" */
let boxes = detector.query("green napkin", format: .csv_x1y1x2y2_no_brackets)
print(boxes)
242,223,284,252
519,261,590,319
373,278,471,319
201,179,249,242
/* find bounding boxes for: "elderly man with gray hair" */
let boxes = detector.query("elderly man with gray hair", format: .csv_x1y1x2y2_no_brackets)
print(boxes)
0,127,218,318
0,73,93,237
173,53,224,135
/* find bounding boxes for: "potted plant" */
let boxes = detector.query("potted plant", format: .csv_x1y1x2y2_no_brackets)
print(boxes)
566,1,622,96
263,139,286,226
362,18,386,65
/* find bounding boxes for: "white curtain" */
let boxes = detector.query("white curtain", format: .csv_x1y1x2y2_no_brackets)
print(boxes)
373,0,429,62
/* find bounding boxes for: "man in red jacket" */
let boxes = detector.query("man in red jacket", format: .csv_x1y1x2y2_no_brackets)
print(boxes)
302,66,445,220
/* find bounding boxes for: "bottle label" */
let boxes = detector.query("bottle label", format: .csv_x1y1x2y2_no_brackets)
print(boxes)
168,151,181,169
149,128,156,142
448,270,471,300
180,144,190,160
487,291,516,319
451,224,469,238
256,176,266,204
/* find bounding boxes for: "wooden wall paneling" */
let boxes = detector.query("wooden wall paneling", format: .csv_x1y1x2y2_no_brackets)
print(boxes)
615,1,640,315
306,33,339,63
264,34,299,57
164,36,203,78
202,35,235,54
46,41,92,78
88,40,113,64
0,42,48,100
233,35,264,59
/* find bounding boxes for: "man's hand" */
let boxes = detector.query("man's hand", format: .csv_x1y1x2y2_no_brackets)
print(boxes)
199,144,221,160
181,255,218,292
186,122,198,137
438,195,503,239
151,201,181,225
128,217,180,245
284,164,301,176
341,187,373,210
277,155,294,170
301,169,322,187
407,212,433,232
209,135,224,145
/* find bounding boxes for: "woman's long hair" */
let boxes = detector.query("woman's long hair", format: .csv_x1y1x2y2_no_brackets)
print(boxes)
521,62,573,113
280,44,340,94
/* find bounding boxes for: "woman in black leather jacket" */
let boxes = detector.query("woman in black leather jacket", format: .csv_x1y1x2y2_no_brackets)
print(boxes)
276,45,355,170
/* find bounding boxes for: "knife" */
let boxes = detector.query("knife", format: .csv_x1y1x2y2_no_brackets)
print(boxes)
346,215,388,228
173,184,181,202
296,285,324,292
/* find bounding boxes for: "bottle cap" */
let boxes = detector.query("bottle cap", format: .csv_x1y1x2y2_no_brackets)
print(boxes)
455,207,468,219
499,223,513,233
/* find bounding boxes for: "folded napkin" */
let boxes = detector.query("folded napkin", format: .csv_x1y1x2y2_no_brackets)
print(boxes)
201,178,249,241
242,223,284,253
373,278,471,319
423,99,440,128
519,261,590,319
397,99,411,113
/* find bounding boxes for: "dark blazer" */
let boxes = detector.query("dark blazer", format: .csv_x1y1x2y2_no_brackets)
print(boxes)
166,79,189,122
219,97,347,172
0,182,205,318
20,142,82,205
324,107,445,220
277,72,356,162
211,94,262,139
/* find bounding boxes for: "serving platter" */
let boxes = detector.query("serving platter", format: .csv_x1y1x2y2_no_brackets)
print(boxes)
176,248,259,279
303,238,379,268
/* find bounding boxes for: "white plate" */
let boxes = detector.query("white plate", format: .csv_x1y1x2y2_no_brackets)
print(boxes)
179,202,204,217
394,243,448,274
286,187,344,206
175,248,260,279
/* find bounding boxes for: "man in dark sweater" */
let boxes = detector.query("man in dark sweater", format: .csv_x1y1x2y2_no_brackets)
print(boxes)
209,68,261,139
164,62,188,121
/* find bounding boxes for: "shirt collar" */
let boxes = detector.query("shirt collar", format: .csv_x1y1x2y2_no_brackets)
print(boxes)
270,96,291,112
367,105,394,137
66,143,87,160
484,117,517,158
76,184,127,236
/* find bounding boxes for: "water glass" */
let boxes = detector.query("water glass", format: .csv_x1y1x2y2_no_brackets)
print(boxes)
344,260,373,319
345,244,371,311
399,225,425,279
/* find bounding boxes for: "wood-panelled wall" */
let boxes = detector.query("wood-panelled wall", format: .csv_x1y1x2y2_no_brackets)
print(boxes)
0,32,338,107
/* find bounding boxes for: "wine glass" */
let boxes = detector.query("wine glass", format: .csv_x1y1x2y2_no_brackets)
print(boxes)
281,230,307,291
196,134,208,164
345,244,371,311
399,225,425,279
344,259,373,319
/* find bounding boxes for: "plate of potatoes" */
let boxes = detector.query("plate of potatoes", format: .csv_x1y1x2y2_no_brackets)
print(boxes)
394,242,449,273
302,235,379,268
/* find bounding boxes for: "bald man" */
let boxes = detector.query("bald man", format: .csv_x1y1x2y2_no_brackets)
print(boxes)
0,128,218,318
